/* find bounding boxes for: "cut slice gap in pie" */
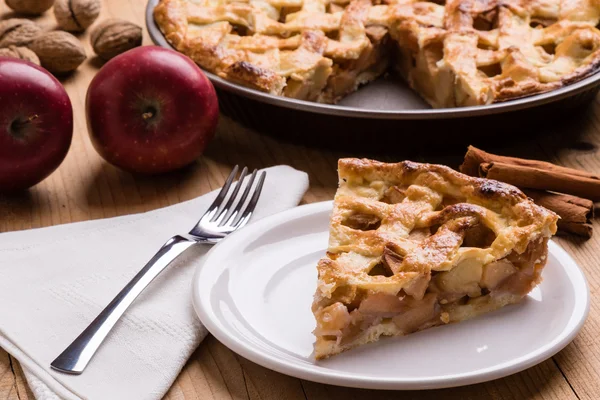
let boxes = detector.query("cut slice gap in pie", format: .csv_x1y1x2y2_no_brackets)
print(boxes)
312,158,558,359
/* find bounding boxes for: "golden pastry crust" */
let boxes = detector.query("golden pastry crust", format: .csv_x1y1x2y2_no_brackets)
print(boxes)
154,0,380,101
394,0,600,107
312,159,558,359
154,0,600,107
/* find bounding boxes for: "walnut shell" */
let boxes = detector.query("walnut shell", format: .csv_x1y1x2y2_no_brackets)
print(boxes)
28,31,86,74
54,0,101,32
0,19,42,48
0,45,40,65
5,0,54,14
90,19,142,61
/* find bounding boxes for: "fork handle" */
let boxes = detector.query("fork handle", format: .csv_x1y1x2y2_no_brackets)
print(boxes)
50,235,198,374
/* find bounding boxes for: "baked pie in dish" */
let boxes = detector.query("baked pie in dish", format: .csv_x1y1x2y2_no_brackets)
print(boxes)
312,159,558,359
154,0,600,107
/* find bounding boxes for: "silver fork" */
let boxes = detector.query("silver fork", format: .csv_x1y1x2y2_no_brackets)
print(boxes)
50,166,266,375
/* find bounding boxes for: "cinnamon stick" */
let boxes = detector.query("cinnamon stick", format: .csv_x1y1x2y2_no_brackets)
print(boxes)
479,162,600,201
460,146,600,180
524,189,594,238
460,146,597,237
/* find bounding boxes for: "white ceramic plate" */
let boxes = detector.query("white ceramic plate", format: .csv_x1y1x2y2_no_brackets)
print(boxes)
192,201,590,390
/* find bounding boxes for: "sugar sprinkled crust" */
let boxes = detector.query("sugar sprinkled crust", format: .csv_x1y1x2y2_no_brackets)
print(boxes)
312,159,558,359
154,0,600,107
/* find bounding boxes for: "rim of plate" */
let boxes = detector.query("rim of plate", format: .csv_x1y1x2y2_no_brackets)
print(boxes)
192,201,590,389
146,0,600,121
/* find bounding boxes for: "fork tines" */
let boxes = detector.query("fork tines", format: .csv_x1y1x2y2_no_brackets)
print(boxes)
209,166,266,228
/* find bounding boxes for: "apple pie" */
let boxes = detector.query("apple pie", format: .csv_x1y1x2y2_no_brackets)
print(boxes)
154,0,600,107
312,158,558,359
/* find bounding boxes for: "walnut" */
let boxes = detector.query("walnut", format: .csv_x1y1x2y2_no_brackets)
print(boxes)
54,0,101,32
5,0,54,15
0,45,40,65
90,19,142,61
28,31,86,74
0,19,42,48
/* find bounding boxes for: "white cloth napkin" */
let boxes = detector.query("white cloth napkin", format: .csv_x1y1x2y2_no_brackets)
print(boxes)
0,165,309,400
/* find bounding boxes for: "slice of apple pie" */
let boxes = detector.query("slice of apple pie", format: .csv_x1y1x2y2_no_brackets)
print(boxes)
312,158,558,359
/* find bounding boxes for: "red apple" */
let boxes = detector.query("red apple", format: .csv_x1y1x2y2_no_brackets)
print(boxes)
86,46,219,174
0,57,73,192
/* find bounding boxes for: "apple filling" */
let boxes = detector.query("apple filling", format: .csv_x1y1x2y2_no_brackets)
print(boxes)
320,26,391,103
313,237,548,352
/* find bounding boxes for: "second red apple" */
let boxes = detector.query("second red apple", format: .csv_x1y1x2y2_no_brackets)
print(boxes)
86,46,219,174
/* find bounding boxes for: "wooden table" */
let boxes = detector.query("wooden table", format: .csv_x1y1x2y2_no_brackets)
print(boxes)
1,0,599,399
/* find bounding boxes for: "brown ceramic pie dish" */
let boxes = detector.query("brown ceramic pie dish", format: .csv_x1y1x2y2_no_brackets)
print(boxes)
145,0,600,152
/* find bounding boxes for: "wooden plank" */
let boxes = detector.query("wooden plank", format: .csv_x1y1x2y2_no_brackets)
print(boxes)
0,349,19,400
187,339,577,400
9,357,33,400
299,359,576,400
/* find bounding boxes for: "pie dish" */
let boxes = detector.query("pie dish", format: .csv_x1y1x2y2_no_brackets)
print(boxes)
153,0,600,108
312,158,558,359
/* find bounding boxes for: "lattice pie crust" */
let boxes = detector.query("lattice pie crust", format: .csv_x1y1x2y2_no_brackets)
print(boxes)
154,0,600,107
312,159,558,359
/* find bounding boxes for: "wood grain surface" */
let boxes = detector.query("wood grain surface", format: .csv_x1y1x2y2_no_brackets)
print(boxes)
1,0,599,399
